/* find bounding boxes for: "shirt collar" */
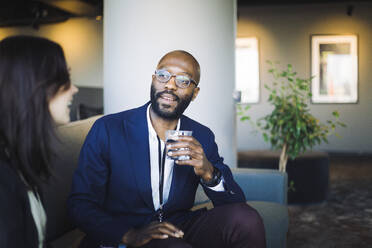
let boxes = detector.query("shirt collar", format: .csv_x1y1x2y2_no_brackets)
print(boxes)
146,104,180,140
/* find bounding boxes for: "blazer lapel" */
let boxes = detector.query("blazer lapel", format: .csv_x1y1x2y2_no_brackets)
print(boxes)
124,104,154,210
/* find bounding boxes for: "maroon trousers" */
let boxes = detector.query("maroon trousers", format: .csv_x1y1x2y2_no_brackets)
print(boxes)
141,203,266,248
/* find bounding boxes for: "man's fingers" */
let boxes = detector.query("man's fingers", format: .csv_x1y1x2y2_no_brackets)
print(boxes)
160,222,184,237
167,141,199,151
151,233,169,239
148,222,184,238
168,149,203,161
161,222,181,231
166,137,206,163
158,227,184,238
166,136,200,150
124,222,183,247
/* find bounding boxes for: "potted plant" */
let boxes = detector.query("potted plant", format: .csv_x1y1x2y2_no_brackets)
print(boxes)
238,62,346,203
238,61,345,173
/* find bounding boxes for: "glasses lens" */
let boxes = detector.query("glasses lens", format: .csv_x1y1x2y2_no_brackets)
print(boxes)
155,70,170,82
175,75,190,88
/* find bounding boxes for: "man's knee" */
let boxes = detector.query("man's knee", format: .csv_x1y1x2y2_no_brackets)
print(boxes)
231,203,263,224
218,203,265,234
223,203,266,247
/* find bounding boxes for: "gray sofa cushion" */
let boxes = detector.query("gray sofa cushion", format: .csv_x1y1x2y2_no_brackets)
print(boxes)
249,201,288,248
42,116,101,243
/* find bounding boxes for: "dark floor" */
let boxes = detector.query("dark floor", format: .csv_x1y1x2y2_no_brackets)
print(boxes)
287,155,372,248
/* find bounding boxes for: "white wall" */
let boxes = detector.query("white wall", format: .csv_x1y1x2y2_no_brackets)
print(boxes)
104,0,238,167
237,2,372,153
0,18,103,88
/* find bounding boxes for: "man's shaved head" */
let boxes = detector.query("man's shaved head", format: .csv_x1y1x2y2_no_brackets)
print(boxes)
157,50,201,84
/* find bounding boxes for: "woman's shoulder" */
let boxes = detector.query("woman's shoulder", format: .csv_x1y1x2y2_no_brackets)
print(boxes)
0,159,31,247
0,159,23,195
0,158,15,178
0,159,29,219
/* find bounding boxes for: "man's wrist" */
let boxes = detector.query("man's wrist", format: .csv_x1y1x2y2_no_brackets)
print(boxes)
200,167,222,187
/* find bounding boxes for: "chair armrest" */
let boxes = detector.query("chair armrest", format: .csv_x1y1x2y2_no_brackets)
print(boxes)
231,168,288,205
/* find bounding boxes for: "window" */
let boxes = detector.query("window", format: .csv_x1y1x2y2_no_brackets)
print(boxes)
235,37,259,103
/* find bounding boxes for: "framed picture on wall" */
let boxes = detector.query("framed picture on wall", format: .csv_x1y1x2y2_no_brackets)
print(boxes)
311,34,358,103
235,37,260,103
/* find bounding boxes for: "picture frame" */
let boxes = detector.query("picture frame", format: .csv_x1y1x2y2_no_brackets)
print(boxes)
235,37,260,103
311,34,358,103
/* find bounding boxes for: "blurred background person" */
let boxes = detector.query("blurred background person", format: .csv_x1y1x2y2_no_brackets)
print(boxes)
0,35,78,248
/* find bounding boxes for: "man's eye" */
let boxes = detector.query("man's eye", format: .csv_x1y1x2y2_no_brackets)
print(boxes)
176,77,190,87
177,76,189,83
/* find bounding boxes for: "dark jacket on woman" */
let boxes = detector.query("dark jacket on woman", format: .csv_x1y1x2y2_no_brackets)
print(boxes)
0,154,39,248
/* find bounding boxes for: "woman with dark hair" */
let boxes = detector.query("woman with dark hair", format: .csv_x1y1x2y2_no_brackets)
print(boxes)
0,35,78,247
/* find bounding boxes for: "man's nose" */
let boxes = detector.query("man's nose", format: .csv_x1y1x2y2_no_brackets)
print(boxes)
164,76,177,90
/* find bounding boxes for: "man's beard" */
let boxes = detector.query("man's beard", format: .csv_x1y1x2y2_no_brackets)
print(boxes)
150,85,193,120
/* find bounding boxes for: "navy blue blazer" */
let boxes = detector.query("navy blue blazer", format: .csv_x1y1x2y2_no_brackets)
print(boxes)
68,103,245,246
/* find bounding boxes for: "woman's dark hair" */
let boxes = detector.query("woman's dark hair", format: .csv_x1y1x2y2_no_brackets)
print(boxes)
0,35,71,189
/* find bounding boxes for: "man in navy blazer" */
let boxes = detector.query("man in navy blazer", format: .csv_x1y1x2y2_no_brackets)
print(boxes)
68,50,266,248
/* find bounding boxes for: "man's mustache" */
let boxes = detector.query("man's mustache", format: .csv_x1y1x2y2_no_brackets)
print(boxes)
156,91,180,102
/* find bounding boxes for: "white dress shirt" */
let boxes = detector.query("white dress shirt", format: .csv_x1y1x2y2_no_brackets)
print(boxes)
146,105,224,211
27,190,46,248
19,172,46,248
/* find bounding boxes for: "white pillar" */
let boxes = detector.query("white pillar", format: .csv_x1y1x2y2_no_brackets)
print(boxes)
104,0,237,167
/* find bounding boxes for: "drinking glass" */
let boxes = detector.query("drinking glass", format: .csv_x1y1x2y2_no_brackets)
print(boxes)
165,130,193,160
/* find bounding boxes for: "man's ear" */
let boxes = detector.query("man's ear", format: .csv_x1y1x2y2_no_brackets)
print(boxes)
191,87,200,101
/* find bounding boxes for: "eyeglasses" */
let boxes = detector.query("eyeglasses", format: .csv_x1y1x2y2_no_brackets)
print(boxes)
154,69,197,89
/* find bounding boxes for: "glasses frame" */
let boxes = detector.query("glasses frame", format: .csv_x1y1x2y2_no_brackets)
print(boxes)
154,69,197,89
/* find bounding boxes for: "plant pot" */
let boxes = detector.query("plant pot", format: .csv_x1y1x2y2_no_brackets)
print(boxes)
238,150,329,204
286,152,329,204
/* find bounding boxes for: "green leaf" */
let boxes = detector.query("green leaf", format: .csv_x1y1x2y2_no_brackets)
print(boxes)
288,180,296,192
244,105,251,111
339,122,347,128
240,116,250,121
332,111,340,118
